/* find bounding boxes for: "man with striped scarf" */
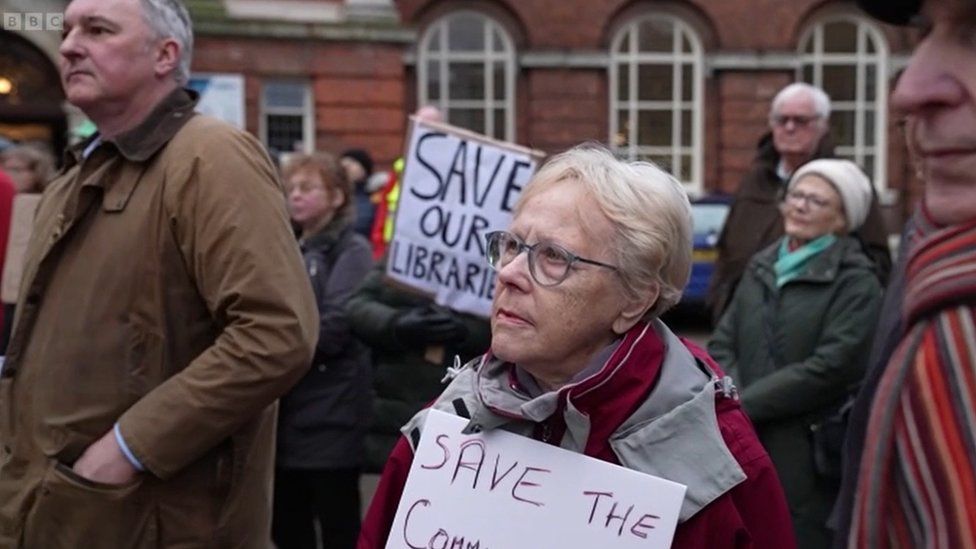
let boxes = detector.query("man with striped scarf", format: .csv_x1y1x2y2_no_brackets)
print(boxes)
836,0,976,547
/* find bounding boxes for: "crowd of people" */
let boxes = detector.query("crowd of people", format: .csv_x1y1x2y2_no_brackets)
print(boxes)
0,0,973,548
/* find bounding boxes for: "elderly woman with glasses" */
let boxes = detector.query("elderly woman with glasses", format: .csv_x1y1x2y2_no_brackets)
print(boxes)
708,159,883,549
359,145,796,549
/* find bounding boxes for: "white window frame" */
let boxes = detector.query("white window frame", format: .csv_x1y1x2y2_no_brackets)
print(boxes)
609,14,705,195
259,79,314,154
417,11,517,141
798,15,889,191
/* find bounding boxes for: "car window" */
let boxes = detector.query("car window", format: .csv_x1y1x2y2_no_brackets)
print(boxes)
691,204,729,234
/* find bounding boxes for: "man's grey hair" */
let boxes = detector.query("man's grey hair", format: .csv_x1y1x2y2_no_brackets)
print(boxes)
770,82,831,126
139,0,194,85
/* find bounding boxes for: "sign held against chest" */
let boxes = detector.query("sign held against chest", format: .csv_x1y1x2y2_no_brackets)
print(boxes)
386,410,687,549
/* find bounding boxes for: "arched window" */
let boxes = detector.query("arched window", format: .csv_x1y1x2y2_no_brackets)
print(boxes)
610,14,704,193
799,16,889,188
418,11,516,141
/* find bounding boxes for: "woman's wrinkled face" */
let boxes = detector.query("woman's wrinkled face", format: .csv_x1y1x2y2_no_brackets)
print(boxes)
781,174,846,241
489,181,637,387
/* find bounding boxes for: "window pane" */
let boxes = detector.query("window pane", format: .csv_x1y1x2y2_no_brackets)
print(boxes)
493,62,505,100
865,64,877,96
449,108,486,134
448,14,485,51
493,109,506,140
637,64,673,101
617,64,630,101
616,30,631,54
264,82,305,109
681,64,693,101
830,110,856,147
862,155,875,180
823,21,858,53
681,32,692,54
637,110,672,147
266,114,304,153
866,33,876,54
638,19,673,52
614,111,631,148
822,65,858,101
802,34,814,55
681,110,693,147
680,154,692,181
865,110,876,146
802,65,814,84
426,60,441,100
644,155,673,174
449,63,485,100
492,29,504,52
427,27,442,52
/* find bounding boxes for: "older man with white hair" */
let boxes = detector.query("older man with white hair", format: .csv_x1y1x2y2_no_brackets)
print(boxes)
0,0,318,546
708,82,891,324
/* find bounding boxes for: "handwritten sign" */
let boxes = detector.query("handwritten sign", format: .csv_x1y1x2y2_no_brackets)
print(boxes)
386,119,542,318
386,410,687,549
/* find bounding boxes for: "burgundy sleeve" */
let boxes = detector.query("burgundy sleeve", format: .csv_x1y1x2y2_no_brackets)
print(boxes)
358,436,416,549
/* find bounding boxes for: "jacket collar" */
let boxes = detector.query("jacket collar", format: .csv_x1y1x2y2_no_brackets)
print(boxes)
300,220,350,253
414,320,746,522
752,235,866,289
64,88,199,168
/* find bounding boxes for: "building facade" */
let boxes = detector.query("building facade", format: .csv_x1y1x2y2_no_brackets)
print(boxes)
0,0,921,224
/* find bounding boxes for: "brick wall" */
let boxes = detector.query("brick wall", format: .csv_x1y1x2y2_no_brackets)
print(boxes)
193,36,407,168
191,1,919,226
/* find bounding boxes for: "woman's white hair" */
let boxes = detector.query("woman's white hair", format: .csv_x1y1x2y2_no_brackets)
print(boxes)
139,0,193,85
515,144,693,319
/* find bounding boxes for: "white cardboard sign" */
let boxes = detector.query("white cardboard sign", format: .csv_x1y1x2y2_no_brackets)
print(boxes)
386,409,687,549
385,119,541,318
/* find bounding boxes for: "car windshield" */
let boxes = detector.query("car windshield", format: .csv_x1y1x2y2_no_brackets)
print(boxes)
692,203,729,234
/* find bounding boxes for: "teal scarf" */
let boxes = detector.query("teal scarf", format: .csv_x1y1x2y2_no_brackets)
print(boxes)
774,234,836,287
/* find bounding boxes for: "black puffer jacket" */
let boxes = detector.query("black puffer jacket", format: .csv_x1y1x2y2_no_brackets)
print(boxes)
276,223,374,469
346,259,491,472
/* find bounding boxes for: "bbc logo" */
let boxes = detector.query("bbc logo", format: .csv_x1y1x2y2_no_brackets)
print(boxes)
2,12,63,31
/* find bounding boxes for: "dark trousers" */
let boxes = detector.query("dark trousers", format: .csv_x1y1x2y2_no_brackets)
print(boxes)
272,468,361,549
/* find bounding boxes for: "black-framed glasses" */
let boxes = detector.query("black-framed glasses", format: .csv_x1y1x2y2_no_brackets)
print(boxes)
785,189,834,210
485,230,618,287
770,114,818,128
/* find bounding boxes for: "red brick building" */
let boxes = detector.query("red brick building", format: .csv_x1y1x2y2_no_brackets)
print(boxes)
1,0,921,225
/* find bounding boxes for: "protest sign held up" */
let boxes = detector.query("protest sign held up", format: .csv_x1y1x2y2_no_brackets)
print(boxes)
386,410,687,549
386,118,542,318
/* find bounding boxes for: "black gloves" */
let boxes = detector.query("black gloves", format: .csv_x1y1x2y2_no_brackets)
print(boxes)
392,305,468,347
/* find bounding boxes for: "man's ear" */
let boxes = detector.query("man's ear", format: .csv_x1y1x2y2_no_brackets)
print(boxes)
611,284,658,335
153,38,181,80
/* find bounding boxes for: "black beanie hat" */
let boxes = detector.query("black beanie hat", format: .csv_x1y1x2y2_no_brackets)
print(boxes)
341,148,374,177
856,0,921,25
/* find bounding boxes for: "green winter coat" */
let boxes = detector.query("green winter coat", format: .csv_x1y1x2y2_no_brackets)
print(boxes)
346,261,491,472
707,235,882,549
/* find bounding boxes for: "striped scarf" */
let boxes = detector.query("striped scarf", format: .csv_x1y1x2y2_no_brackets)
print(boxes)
849,209,976,548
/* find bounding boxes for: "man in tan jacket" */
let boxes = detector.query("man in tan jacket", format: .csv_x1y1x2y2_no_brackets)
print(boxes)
0,0,318,547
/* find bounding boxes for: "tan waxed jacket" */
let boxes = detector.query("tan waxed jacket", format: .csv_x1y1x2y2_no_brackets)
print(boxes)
0,89,318,548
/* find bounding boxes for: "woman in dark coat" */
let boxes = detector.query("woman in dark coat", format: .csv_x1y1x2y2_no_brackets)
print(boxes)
273,152,374,549
708,159,883,549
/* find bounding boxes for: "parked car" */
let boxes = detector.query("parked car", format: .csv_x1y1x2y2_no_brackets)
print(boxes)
681,195,732,306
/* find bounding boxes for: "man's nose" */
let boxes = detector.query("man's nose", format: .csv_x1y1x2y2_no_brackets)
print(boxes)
891,34,965,116
59,28,81,59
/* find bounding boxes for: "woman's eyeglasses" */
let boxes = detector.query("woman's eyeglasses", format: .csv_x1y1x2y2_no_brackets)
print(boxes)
784,189,834,210
485,230,618,287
